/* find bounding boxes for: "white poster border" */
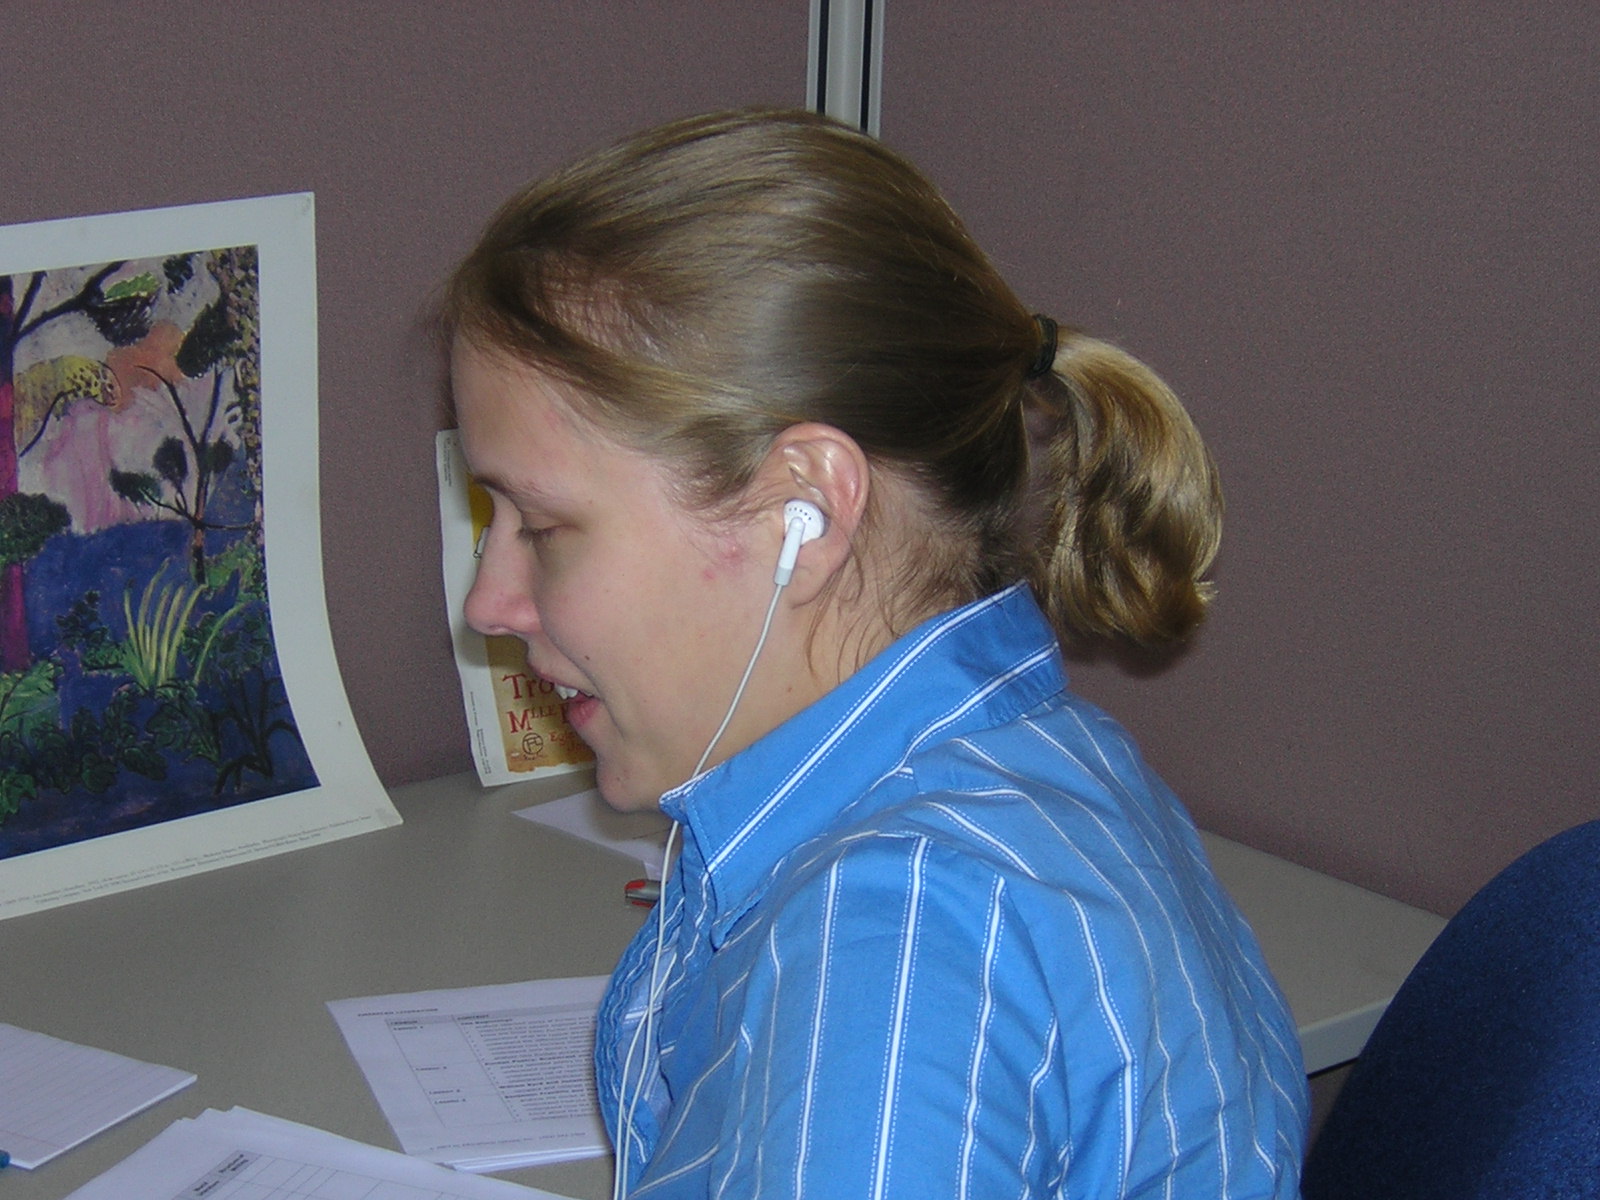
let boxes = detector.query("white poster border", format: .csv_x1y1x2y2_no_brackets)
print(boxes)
0,193,398,918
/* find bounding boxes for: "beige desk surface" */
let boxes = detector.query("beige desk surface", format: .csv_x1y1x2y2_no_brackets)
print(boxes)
0,771,1444,1200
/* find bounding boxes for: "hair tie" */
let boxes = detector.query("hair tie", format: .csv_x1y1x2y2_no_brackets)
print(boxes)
1026,314,1059,379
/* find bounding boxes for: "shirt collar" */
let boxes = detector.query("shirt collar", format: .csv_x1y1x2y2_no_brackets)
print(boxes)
660,583,1065,941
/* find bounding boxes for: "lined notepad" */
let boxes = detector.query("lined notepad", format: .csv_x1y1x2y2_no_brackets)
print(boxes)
0,1022,195,1169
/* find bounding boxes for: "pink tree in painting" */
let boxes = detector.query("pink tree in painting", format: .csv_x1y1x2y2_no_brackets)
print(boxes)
0,272,14,672
0,264,132,672
0,275,18,673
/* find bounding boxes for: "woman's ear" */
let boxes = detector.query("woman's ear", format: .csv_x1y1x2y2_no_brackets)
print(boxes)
755,422,870,605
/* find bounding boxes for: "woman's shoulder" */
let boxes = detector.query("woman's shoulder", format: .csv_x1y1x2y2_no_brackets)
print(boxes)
896,691,1202,868
766,691,1227,941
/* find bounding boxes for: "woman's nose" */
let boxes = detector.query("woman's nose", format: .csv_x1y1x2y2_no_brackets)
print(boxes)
463,530,540,640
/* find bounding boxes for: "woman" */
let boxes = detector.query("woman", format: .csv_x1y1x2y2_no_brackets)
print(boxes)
447,109,1307,1199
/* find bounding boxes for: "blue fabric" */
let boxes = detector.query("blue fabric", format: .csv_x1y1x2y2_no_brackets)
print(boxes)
597,584,1309,1198
1303,818,1600,1199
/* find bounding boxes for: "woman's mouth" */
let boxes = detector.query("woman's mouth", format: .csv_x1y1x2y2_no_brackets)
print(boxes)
549,683,599,729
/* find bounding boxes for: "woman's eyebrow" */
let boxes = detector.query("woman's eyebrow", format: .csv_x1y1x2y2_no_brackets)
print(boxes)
470,470,557,507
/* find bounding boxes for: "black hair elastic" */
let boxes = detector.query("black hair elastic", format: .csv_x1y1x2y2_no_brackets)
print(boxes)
1026,314,1059,379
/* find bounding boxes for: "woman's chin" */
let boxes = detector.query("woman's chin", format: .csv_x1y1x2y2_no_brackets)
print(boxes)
593,767,665,815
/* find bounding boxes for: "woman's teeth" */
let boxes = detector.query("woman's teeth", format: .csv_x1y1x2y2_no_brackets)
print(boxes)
554,685,580,700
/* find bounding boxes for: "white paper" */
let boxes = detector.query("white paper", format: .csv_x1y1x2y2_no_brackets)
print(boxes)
63,1107,574,1199
0,1022,195,1169
328,977,611,1172
514,789,671,879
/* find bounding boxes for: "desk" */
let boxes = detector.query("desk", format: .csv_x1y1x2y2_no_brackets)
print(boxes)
1197,831,1445,1072
0,772,1444,1200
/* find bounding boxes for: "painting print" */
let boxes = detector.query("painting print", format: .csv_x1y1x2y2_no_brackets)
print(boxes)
0,243,317,855
0,195,397,917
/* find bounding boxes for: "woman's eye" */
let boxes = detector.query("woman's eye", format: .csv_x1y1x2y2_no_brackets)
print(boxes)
518,524,556,545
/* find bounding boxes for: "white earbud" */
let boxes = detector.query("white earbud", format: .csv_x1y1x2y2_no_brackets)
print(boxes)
775,500,826,585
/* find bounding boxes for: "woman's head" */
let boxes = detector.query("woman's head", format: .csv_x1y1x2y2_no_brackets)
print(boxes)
446,108,1051,630
447,107,1220,659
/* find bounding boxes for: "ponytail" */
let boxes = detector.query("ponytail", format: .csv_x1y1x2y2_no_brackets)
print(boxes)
1026,329,1222,647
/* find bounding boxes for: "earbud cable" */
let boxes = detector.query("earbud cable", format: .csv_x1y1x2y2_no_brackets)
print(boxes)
612,576,787,1200
695,582,784,777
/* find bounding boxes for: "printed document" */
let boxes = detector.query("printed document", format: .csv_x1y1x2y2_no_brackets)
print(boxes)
63,1107,573,1199
328,976,610,1172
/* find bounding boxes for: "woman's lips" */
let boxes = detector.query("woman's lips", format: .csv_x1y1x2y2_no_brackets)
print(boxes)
551,684,599,729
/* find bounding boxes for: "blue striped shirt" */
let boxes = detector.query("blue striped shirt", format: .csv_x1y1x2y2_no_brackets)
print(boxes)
596,584,1308,1198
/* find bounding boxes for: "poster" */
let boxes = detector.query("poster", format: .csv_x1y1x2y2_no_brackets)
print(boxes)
436,429,592,786
0,193,398,918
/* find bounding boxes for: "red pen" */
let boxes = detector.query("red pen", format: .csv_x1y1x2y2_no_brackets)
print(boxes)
625,878,661,907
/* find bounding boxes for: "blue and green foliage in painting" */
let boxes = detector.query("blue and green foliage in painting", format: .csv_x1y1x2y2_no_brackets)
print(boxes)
0,246,318,858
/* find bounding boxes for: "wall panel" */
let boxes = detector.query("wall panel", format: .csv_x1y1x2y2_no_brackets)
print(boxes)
882,2,1600,913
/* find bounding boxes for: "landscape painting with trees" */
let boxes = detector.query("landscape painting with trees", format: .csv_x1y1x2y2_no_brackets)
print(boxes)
0,242,319,860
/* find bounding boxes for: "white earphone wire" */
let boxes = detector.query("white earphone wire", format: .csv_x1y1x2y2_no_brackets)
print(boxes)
612,546,797,1199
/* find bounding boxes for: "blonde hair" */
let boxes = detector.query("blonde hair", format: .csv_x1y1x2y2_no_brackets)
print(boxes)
444,109,1220,647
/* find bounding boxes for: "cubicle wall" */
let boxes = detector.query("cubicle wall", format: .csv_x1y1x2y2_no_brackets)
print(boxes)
880,3,1600,915
5,3,1595,917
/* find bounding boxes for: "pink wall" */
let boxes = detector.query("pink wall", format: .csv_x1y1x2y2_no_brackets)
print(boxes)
881,2,1600,913
7,3,1593,916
